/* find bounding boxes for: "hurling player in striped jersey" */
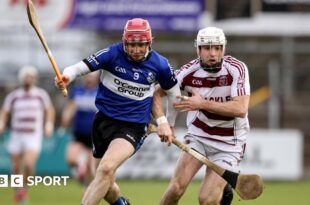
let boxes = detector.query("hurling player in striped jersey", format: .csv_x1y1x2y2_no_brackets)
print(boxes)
154,27,250,205
55,18,180,205
0,66,55,203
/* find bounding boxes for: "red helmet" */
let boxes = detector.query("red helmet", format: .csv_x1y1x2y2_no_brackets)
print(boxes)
123,18,152,44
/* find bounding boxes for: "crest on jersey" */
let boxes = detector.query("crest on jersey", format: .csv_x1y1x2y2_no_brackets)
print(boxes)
219,76,228,86
147,72,155,83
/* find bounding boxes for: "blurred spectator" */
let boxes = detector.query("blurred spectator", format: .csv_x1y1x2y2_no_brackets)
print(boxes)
0,65,55,203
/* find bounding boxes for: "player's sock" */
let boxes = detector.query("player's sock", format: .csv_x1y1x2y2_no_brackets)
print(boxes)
111,196,131,205
220,184,234,205
14,187,28,203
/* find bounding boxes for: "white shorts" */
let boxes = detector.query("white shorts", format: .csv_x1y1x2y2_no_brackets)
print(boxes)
7,133,42,154
184,134,246,173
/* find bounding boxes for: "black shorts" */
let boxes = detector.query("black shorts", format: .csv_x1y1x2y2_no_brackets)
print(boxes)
92,111,147,158
73,133,92,149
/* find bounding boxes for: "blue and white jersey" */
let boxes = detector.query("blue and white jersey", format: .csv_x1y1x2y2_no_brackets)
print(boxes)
70,85,98,136
83,43,177,123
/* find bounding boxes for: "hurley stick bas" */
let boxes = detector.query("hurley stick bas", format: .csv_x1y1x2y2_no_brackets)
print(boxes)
27,0,68,97
147,124,263,200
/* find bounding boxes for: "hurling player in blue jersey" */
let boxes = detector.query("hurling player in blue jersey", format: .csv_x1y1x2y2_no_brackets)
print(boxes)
60,72,99,185
55,18,180,205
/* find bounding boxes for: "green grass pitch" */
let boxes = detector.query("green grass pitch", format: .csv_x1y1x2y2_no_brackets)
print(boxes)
0,180,309,205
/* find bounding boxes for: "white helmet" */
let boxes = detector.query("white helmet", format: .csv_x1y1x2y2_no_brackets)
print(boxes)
18,65,38,83
195,27,226,73
195,27,227,49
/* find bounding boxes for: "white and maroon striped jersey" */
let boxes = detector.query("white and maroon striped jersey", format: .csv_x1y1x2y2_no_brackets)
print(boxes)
175,55,250,145
2,86,52,138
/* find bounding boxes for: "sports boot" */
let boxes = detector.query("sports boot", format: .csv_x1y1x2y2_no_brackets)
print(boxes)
111,196,130,205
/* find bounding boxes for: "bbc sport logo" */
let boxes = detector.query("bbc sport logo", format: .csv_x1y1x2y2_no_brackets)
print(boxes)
0,175,8,187
0,175,70,187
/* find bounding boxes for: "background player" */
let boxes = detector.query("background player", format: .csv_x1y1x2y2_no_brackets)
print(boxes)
59,71,99,185
55,18,180,205
0,65,55,203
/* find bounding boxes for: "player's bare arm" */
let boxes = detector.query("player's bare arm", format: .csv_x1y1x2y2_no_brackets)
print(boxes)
152,85,173,145
201,95,250,118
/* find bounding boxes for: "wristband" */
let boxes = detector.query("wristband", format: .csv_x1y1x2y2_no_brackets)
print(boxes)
156,116,168,125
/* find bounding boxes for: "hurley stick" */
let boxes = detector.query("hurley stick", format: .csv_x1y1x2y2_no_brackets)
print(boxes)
27,0,68,97
147,124,263,200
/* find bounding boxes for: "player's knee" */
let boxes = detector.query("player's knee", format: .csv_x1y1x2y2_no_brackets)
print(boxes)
168,182,187,198
66,154,76,166
66,148,79,165
96,163,116,178
199,191,222,205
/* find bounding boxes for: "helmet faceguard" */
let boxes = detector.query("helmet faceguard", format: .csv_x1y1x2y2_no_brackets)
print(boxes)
195,27,226,73
123,18,152,61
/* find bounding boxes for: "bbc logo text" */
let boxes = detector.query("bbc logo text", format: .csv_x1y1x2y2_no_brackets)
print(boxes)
0,175,70,187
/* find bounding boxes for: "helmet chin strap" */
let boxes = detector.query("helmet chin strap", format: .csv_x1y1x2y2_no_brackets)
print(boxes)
200,58,223,73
